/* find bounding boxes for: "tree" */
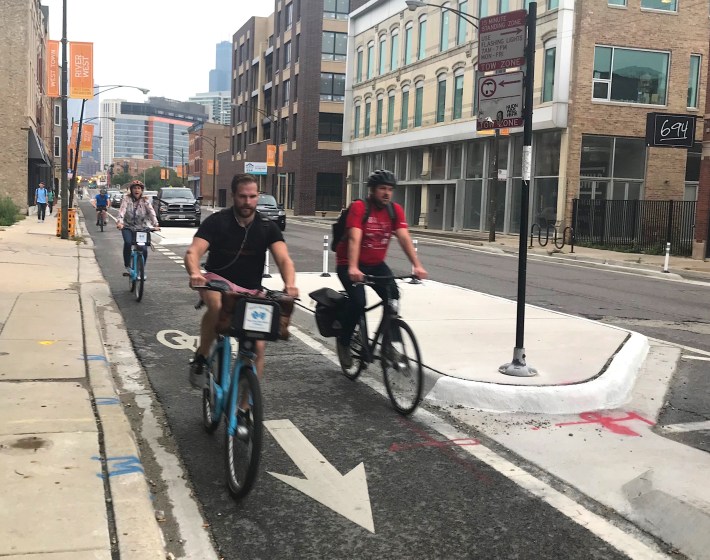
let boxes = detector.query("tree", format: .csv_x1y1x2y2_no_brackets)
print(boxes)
110,171,133,187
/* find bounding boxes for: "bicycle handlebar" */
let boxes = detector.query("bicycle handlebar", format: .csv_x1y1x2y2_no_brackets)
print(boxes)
358,274,420,285
193,280,296,310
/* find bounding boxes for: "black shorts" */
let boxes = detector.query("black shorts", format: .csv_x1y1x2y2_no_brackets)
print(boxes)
96,205,107,210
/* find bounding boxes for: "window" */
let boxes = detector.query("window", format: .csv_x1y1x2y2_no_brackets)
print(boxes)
418,16,427,60
54,136,60,158
324,0,350,19
593,46,669,105
436,76,446,122
456,0,468,46
322,32,348,61
414,82,424,127
295,35,300,61
318,113,343,142
688,55,701,109
390,30,400,72
54,105,60,126
285,3,293,29
376,96,383,134
453,73,464,119
404,23,414,65
387,93,395,132
547,0,558,9
498,0,509,13
354,104,361,139
356,48,363,83
479,0,488,18
283,79,290,105
641,0,676,10
685,144,701,201
280,117,289,144
579,135,645,200
608,0,626,5
378,36,387,75
364,101,371,136
440,4,450,53
320,73,346,101
284,41,291,65
401,88,410,130
542,44,555,102
367,42,375,79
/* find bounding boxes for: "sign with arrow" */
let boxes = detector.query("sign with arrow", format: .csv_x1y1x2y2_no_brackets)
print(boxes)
477,72,524,130
478,10,527,72
265,419,375,533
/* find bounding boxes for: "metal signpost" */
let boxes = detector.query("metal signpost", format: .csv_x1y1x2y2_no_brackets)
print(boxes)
477,4,538,377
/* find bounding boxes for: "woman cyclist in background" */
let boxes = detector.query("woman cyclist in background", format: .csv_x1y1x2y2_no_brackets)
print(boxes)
116,180,160,274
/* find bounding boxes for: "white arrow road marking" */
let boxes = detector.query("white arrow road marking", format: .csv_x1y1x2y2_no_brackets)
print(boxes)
264,419,375,533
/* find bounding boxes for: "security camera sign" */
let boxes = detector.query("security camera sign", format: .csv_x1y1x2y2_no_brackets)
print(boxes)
476,72,524,130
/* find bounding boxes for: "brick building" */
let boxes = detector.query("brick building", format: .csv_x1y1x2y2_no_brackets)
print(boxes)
0,0,54,211
228,0,368,215
185,122,230,206
343,0,709,253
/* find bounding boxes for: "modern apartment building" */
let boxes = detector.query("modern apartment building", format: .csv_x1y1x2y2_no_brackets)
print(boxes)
228,0,368,214
343,0,708,243
0,0,54,210
100,97,207,170
188,91,232,125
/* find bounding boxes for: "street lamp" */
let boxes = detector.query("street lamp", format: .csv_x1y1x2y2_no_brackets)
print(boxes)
404,0,479,28
70,115,114,198
234,103,281,201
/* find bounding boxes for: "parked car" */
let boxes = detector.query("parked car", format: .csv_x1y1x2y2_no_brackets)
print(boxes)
108,190,122,208
257,193,286,231
151,187,201,227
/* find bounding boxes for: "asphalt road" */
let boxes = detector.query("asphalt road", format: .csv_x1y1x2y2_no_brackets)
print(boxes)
84,203,703,557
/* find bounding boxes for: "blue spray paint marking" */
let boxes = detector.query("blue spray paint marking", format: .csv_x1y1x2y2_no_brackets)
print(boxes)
81,354,108,362
95,397,120,405
92,455,144,478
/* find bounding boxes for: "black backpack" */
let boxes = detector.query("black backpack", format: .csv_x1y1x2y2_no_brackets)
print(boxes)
330,198,396,251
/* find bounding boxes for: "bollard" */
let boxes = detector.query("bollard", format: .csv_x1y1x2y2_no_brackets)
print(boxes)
321,235,331,277
662,241,671,273
409,238,421,284
263,250,272,278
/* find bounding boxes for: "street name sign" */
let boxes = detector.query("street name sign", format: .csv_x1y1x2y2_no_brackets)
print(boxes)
478,10,527,72
476,72,524,130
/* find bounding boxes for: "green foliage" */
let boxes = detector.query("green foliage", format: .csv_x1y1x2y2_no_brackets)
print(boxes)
0,196,22,226
110,172,133,187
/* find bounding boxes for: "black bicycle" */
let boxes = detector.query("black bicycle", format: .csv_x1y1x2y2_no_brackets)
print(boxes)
339,274,424,415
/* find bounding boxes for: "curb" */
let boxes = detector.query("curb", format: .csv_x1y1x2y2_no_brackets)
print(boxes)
426,332,650,414
78,258,166,558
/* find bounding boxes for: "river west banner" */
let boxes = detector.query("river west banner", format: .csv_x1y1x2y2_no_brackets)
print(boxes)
69,42,93,99
46,40,60,97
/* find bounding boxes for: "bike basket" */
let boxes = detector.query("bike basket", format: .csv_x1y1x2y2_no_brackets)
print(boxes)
229,297,281,341
131,230,151,246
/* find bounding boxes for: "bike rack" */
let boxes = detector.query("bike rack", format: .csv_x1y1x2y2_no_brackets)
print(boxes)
529,224,575,253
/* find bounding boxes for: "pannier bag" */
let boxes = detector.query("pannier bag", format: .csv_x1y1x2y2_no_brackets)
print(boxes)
309,287,347,338
217,291,295,341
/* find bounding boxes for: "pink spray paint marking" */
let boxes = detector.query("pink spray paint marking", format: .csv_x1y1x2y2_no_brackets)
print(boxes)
555,411,655,437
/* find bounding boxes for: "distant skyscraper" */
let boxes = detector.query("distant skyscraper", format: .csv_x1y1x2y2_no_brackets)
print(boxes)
208,41,231,92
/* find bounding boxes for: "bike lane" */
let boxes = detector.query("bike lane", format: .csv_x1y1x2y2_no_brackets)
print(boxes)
90,233,649,560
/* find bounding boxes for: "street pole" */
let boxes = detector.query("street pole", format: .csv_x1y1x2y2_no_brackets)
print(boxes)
212,137,216,208
60,0,69,239
69,98,86,207
181,148,185,187
488,128,500,242
499,1,537,377
273,117,280,200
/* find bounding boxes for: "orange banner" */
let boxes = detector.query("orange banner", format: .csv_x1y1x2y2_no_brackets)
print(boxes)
207,160,220,175
69,42,93,99
266,145,276,167
80,123,94,152
46,40,60,97
70,122,79,147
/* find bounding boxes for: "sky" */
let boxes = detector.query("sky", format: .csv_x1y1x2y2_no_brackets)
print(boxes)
42,0,274,103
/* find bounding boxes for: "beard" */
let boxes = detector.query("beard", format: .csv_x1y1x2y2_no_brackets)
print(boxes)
235,204,255,219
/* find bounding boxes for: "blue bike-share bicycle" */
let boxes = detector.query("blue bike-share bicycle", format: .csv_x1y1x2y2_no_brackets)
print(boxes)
123,226,152,302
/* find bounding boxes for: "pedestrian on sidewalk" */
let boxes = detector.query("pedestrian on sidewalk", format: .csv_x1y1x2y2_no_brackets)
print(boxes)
35,181,48,222
47,188,55,215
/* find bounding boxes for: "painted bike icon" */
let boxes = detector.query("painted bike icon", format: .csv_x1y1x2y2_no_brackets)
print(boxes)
156,329,199,352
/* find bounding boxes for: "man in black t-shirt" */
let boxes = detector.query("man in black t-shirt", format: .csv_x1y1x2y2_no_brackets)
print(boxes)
184,174,298,388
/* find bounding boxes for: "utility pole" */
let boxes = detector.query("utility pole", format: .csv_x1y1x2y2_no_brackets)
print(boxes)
59,0,69,239
694,52,710,260
488,127,500,242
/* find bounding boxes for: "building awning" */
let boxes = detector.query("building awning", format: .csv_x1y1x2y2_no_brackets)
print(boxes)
28,128,51,167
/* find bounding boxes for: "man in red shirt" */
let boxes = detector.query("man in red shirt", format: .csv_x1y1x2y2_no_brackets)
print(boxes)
334,169,427,366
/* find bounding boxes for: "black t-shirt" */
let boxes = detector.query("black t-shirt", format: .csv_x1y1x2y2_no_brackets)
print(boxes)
195,208,284,289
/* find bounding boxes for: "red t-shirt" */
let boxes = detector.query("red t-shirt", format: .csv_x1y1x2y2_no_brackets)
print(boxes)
335,200,408,266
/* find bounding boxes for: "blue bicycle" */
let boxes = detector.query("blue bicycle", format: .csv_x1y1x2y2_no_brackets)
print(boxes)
195,280,285,499
124,226,152,302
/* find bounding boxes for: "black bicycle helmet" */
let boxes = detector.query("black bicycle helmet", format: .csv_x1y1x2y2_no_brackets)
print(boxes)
367,169,397,188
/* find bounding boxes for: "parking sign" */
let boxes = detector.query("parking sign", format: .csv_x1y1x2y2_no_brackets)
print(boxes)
477,72,524,130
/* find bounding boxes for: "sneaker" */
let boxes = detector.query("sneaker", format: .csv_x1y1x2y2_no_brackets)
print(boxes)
189,353,208,388
336,339,353,369
236,408,252,440
124,266,131,275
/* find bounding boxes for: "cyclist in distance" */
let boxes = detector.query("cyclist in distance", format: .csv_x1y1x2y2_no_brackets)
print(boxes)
334,169,427,366
94,188,110,226
116,180,160,274
184,173,299,389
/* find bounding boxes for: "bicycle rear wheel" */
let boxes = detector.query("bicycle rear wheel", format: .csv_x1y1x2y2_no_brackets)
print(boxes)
202,342,223,434
225,367,263,499
135,255,145,302
381,318,423,415
341,317,368,380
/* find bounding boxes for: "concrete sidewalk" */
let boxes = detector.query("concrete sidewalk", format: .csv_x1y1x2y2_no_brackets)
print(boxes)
0,216,165,559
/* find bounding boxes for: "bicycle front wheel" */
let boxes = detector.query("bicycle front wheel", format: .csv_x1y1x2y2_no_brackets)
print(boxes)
225,367,263,499
128,254,136,293
382,319,423,415
135,255,145,302
341,317,368,380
